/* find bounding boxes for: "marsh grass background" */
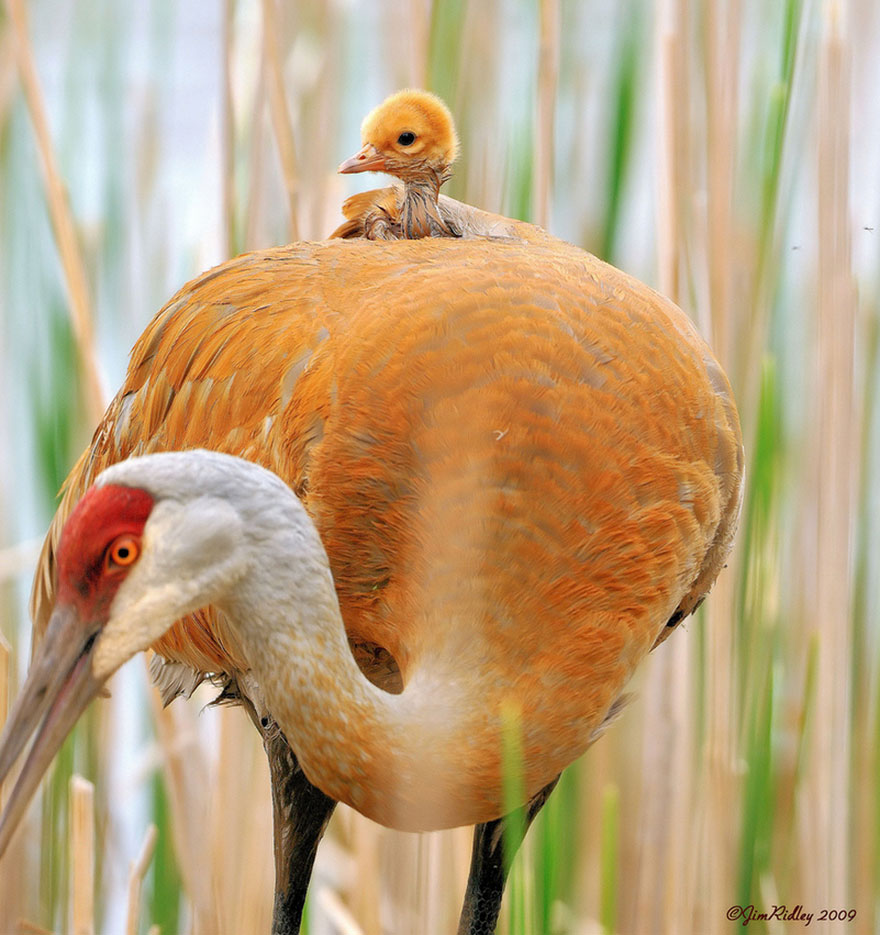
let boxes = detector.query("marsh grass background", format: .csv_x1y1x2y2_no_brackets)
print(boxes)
0,0,877,933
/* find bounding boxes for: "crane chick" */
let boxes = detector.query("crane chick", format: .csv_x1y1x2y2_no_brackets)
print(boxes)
334,89,460,240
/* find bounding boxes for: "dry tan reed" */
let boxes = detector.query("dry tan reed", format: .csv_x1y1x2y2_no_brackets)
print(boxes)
244,56,270,251
0,633,8,766
347,811,383,935
261,0,301,241
534,0,560,229
699,4,743,933
145,675,221,934
316,884,366,935
391,0,430,90
4,0,105,424
126,824,158,935
221,0,238,259
208,707,273,934
69,775,95,935
0,542,42,584
0,635,30,935
0,634,8,834
630,6,694,933
17,922,54,934
807,1,856,915
0,21,16,128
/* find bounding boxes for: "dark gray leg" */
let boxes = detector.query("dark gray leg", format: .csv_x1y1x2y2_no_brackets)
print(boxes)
262,721,337,935
456,775,561,935
236,689,337,935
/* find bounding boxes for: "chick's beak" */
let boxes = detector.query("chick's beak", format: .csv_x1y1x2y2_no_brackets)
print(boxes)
338,142,386,174
0,602,105,858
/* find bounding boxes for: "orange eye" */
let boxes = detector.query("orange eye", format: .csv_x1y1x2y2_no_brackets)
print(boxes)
106,535,140,570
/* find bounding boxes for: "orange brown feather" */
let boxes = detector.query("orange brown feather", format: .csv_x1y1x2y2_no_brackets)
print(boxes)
31,215,743,755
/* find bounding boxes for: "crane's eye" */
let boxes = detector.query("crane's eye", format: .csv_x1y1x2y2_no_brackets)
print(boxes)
397,131,416,146
105,535,140,571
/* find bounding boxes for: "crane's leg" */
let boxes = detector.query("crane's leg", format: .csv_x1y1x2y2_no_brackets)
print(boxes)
236,687,336,935
456,775,561,935
262,722,337,935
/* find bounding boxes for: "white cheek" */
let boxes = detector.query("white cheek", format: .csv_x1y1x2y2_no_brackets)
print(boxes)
91,627,140,681
90,570,179,680
89,498,245,680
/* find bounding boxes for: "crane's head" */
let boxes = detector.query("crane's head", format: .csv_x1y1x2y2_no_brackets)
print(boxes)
338,89,459,184
0,450,287,857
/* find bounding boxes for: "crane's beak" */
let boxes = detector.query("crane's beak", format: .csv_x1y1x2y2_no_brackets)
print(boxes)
0,602,105,858
338,143,386,174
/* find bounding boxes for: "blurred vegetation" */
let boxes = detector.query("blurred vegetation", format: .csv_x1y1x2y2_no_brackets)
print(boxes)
0,0,877,933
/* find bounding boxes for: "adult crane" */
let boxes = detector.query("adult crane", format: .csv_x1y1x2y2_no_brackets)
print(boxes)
0,202,743,933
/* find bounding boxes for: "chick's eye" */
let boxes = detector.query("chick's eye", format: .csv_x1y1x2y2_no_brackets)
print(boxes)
106,535,140,570
397,131,416,146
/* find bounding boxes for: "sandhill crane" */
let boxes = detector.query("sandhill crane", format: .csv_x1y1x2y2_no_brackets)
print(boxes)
0,210,743,933
333,89,460,240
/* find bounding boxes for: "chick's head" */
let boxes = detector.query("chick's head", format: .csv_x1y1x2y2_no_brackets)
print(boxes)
339,89,459,183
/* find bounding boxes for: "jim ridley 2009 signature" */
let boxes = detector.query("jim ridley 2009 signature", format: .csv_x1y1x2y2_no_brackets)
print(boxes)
727,905,856,926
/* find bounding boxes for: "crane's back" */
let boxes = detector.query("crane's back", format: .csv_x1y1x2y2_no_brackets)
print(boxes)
32,233,742,811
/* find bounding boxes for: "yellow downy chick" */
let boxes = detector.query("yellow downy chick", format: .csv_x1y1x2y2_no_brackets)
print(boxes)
335,89,460,240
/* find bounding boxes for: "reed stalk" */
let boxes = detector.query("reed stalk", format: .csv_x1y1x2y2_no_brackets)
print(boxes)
4,0,105,423
209,707,273,934
316,884,366,935
806,0,856,912
244,56,269,251
599,783,619,935
17,922,55,934
0,636,30,935
145,681,219,935
68,775,94,935
261,0,301,242
533,0,559,229
631,7,696,933
125,824,157,935
700,4,743,933
0,632,7,756
0,21,15,126
221,0,238,259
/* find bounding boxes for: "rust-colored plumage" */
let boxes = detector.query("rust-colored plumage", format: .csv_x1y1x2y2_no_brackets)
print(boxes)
11,203,742,928
332,89,460,240
32,216,741,711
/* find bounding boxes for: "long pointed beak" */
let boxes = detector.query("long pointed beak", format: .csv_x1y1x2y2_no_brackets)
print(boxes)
0,603,104,858
338,142,386,175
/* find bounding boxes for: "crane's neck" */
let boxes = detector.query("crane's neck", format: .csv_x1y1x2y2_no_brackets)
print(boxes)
218,510,467,831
